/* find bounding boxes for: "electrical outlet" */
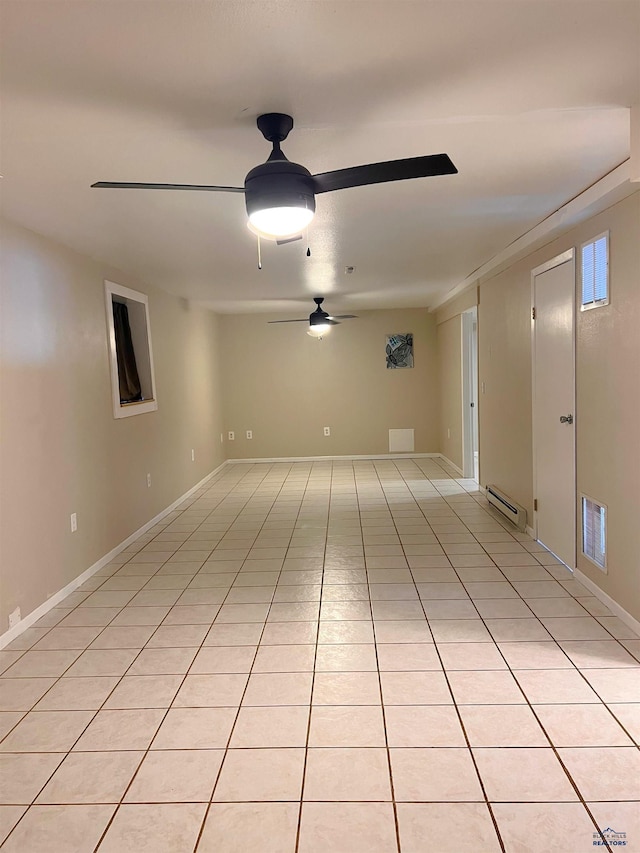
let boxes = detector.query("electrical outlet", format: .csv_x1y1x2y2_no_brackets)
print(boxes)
228,431,235,441
447,428,451,439
147,473,152,488
220,433,224,443
9,607,21,629
70,512,77,533
323,426,331,437
246,430,253,440
191,449,195,461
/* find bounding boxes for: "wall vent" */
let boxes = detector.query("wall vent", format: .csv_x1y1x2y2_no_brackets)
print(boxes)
486,485,527,532
582,494,607,572
388,429,414,453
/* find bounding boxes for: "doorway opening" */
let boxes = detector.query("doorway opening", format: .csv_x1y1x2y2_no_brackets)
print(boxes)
462,307,479,481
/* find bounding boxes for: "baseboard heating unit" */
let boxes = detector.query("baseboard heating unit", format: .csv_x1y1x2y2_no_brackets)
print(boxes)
486,485,527,532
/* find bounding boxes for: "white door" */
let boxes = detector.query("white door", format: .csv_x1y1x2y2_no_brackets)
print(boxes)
462,308,479,480
471,314,479,482
532,251,576,568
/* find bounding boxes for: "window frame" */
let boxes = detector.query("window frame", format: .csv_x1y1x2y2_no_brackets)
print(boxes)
580,231,609,312
105,280,158,419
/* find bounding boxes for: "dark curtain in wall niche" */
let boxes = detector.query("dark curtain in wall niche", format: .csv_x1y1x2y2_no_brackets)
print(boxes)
112,301,143,403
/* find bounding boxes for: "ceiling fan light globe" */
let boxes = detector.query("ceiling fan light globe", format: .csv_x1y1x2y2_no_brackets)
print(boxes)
307,323,331,337
248,206,314,240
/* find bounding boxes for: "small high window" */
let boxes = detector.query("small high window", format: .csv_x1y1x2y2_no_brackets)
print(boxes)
105,281,158,419
580,232,609,310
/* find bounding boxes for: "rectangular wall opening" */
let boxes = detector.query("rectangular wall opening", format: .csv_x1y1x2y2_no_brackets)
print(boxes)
105,280,158,419
582,494,607,572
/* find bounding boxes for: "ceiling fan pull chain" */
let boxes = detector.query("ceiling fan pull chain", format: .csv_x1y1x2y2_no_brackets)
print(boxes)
306,227,311,257
257,235,262,270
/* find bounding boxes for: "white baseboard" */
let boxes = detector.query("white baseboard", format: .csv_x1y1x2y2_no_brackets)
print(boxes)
573,567,640,638
0,461,228,650
227,453,444,464
437,454,464,476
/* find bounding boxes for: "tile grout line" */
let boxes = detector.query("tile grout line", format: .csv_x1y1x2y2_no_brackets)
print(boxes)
294,461,329,853
386,459,507,851
432,478,614,848
360,463,403,853
90,481,248,850
441,482,622,847
192,460,312,853
485,616,614,849
92,461,280,851
191,460,289,852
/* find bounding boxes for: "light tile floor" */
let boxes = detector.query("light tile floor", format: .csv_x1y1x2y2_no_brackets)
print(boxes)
1,458,639,852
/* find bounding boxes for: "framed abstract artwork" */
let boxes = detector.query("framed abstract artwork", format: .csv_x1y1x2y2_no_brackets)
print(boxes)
386,333,413,369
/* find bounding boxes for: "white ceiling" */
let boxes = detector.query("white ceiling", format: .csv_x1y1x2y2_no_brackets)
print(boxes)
1,1,638,315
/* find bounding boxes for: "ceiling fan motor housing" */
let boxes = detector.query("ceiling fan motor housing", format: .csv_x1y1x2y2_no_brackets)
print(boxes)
309,308,330,326
244,159,316,219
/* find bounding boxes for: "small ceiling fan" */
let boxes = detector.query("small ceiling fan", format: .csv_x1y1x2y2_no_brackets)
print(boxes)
92,113,458,241
268,297,357,337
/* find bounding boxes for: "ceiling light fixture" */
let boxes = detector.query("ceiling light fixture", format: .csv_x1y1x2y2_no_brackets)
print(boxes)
306,301,334,337
244,115,316,239
307,322,332,338
247,205,314,241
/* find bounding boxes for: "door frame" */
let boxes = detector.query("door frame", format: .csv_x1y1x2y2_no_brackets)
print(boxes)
530,248,576,565
461,307,479,480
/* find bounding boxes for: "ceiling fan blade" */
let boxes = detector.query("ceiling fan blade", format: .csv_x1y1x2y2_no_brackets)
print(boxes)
312,154,457,194
267,318,309,324
326,319,340,326
91,181,245,193
330,314,358,320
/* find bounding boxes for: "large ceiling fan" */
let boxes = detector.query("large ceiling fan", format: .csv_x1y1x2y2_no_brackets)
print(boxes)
92,113,458,240
268,297,357,337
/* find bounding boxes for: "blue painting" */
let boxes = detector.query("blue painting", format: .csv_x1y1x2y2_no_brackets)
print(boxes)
386,333,414,369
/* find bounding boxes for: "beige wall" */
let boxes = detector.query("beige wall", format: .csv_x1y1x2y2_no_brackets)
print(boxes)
220,308,439,459
478,191,640,621
436,315,463,470
478,264,534,514
0,218,225,630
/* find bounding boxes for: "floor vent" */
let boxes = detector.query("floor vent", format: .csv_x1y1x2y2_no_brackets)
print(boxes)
582,494,607,572
486,485,527,531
